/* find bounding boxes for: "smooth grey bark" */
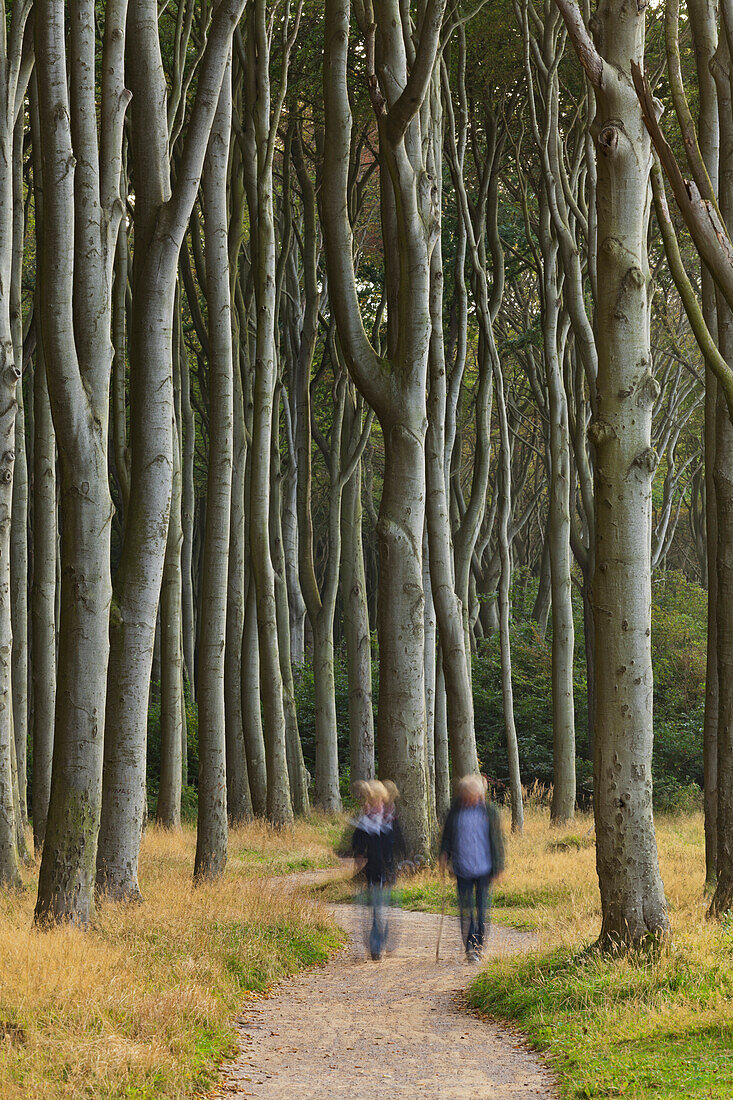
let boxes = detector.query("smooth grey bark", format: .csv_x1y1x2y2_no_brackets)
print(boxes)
0,1,31,890
426,240,478,779
434,650,450,824
495,364,524,834
340,389,375,785
710,31,733,917
29,74,56,855
195,64,234,880
281,430,306,669
292,134,344,813
111,211,130,520
10,110,28,829
687,0,719,889
425,65,478,782
157,305,185,830
242,1,295,825
97,0,247,898
556,0,669,943
225,291,253,825
241,564,268,816
181,321,197,696
30,320,56,845
539,210,576,825
35,0,127,922
270,404,310,815
423,526,437,835
323,0,446,854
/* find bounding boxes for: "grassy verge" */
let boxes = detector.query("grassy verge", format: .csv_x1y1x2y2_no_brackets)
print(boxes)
464,808,733,1099
0,821,344,1100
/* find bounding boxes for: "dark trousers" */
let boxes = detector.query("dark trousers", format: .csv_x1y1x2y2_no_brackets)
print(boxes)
361,883,390,958
456,873,491,954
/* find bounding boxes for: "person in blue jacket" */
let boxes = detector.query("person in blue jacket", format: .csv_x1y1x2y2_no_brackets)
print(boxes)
439,774,505,962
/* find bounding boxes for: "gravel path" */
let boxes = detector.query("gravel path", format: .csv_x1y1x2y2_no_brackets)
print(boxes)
212,873,557,1099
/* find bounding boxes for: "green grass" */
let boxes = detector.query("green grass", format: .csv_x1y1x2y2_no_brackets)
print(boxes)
467,938,733,1098
237,846,335,874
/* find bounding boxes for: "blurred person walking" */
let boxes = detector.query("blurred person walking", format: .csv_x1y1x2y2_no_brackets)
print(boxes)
352,780,391,960
439,775,505,962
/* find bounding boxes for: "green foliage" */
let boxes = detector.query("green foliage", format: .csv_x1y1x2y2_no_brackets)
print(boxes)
148,574,706,817
472,570,706,811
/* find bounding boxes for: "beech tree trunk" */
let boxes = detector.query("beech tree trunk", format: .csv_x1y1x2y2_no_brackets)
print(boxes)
556,0,669,943
97,0,246,898
322,0,446,853
243,1,295,825
157,318,185,829
10,114,28,828
195,65,234,879
340,393,375,785
270,419,310,814
35,0,126,921
224,296,253,825
29,75,56,854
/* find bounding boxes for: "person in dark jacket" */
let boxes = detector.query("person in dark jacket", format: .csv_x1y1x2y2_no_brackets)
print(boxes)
352,780,392,960
439,774,505,962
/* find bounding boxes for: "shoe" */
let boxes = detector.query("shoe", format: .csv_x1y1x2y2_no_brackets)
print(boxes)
467,950,480,963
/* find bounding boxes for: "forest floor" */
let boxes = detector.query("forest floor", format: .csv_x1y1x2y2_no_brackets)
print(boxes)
212,872,557,1099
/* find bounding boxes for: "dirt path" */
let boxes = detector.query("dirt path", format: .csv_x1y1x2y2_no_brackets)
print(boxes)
213,874,556,1099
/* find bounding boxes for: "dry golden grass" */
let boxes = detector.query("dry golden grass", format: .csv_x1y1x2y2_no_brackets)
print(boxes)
0,821,343,1100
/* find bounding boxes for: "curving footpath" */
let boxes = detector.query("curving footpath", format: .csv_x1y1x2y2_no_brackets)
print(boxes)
213,878,557,1099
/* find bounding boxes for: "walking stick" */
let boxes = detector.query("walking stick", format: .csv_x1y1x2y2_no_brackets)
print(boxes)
436,863,447,962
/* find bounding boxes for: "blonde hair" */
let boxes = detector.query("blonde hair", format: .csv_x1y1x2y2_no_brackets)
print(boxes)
457,774,485,801
368,780,388,805
382,780,399,803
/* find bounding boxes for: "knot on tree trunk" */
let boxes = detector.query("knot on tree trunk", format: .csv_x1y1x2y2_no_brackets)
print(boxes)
635,370,660,407
631,447,658,475
587,418,616,448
